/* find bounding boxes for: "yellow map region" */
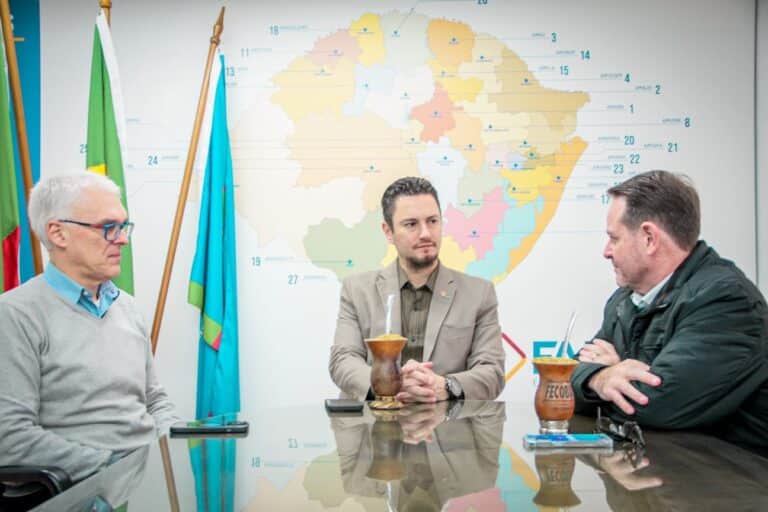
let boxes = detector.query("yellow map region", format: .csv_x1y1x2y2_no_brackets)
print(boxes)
348,13,386,67
426,20,482,102
427,62,484,103
271,57,356,120
494,137,588,283
427,19,475,71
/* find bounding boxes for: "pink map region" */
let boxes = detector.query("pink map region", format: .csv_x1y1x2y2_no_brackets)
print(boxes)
444,187,507,259
409,84,457,143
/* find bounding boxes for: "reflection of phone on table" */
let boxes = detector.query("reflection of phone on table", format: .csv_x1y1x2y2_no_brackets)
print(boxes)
523,433,613,451
170,420,249,438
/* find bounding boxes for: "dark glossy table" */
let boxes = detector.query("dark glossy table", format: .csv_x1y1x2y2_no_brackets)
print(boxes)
33,402,768,511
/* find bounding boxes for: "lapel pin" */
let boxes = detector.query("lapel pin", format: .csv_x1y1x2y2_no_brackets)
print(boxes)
440,290,448,298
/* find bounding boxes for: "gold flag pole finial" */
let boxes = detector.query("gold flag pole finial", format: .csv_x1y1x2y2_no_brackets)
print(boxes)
0,0,43,275
150,7,226,355
99,0,112,26
211,7,224,45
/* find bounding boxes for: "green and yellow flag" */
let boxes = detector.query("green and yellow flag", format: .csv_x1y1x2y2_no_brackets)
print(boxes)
0,24,20,293
86,9,133,293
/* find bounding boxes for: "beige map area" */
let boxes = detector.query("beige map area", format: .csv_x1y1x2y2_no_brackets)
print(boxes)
490,48,589,139
445,110,486,171
271,57,357,121
289,112,421,211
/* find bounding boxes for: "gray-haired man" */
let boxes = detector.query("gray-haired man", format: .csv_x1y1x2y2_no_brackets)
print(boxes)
0,172,177,481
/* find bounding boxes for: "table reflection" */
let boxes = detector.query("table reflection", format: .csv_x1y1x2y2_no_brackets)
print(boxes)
331,401,506,511
37,403,768,511
33,446,149,512
595,432,767,511
532,452,581,510
568,414,768,511
186,438,237,512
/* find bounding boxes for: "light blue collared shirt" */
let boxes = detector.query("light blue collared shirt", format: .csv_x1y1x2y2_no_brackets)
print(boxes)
43,263,120,318
631,273,672,310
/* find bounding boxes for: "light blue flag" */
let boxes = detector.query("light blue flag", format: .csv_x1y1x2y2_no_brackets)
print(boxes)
188,55,240,419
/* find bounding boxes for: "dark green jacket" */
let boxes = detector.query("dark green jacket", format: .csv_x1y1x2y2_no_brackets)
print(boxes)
572,242,768,451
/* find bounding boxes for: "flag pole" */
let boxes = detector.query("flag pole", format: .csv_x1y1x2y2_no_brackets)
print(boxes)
99,0,112,26
96,3,181,510
150,7,225,355
0,0,42,275
101,1,186,508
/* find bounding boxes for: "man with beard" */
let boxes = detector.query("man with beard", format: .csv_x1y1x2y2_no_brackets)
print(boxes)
329,177,505,402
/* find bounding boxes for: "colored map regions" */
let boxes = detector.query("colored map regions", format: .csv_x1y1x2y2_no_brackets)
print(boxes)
495,445,539,511
427,19,483,103
445,187,507,261
304,211,388,280
348,13,386,67
410,84,456,143
262,10,590,283
489,48,588,150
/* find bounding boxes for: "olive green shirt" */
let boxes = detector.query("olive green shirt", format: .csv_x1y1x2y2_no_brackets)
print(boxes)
398,264,439,363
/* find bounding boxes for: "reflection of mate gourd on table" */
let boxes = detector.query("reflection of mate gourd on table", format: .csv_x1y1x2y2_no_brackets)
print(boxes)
331,401,506,510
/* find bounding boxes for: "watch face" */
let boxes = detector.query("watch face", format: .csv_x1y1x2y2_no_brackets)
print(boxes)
447,377,461,397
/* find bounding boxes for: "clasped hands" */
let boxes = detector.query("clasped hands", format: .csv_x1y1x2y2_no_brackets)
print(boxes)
579,338,662,415
395,359,449,404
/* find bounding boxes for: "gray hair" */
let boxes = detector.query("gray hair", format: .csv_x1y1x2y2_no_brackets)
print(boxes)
607,170,700,250
29,172,121,249
381,176,440,228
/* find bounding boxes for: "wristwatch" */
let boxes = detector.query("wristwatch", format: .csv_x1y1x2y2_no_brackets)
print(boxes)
444,376,463,400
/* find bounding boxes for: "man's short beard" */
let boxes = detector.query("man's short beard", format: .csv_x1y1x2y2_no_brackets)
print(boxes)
405,254,437,270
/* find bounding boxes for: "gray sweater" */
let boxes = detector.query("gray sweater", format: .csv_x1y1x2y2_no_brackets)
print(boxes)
0,276,177,481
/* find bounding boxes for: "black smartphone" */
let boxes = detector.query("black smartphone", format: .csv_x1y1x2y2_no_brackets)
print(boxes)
169,420,249,438
325,399,364,413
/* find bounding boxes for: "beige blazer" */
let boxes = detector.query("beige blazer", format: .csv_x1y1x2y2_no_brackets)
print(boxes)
329,261,505,400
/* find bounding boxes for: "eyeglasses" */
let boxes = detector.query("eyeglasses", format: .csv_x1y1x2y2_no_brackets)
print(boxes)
595,408,646,447
58,219,135,242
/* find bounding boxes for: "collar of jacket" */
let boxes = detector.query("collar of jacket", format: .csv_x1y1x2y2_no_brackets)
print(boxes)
616,240,714,318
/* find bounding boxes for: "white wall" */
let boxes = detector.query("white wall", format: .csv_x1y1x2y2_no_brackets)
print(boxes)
37,1,761,419
758,0,767,294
